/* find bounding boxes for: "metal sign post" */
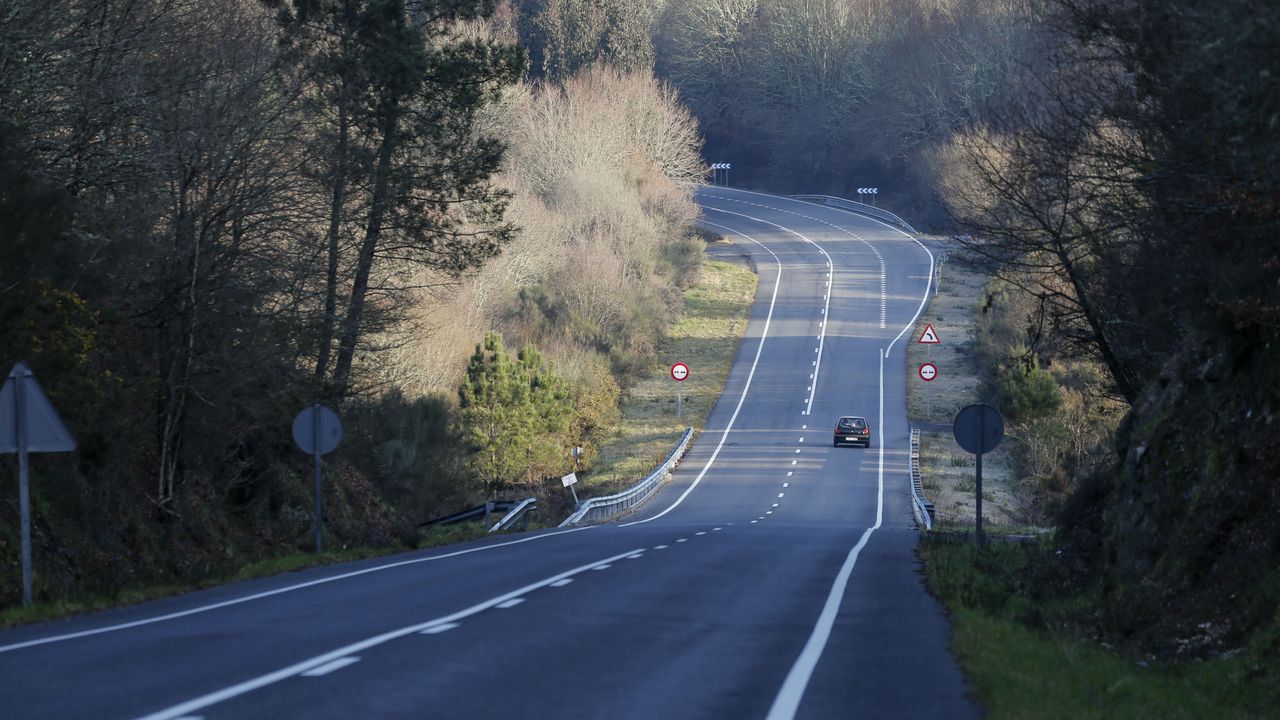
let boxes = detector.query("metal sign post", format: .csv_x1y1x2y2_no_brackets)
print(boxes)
919,325,941,420
562,471,580,508
292,405,343,554
953,404,1005,549
670,362,689,418
1,362,78,607
16,370,30,607
919,362,938,419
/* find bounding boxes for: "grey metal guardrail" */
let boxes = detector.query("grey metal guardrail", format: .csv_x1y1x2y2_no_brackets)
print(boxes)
791,194,919,234
909,427,935,530
558,427,694,527
489,497,537,533
421,498,533,532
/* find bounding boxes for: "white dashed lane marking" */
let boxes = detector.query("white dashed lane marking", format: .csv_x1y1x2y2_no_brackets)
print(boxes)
300,657,360,677
550,579,573,588
420,623,459,635
496,598,525,609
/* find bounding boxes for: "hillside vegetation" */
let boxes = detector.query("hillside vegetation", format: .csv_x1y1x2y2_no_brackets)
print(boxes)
935,0,1280,671
0,0,708,611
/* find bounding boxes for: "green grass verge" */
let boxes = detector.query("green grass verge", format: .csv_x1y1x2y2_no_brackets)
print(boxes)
921,538,1278,719
587,259,758,491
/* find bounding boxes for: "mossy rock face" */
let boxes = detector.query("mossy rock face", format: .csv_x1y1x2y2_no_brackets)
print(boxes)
1096,331,1280,655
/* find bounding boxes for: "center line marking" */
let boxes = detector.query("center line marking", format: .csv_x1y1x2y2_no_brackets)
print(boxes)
778,493,785,498
695,531,707,536
496,598,525,609
654,545,668,550
420,623,459,635
592,564,612,571
783,482,789,488
550,579,573,588
137,547,647,720
676,539,688,543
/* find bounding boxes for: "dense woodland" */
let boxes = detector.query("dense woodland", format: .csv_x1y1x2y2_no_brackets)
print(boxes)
1,0,1277,663
0,0,703,607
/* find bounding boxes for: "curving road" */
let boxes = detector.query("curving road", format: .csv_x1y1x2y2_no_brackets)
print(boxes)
0,187,977,719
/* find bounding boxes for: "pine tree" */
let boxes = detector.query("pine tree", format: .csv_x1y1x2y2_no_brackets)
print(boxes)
460,333,573,495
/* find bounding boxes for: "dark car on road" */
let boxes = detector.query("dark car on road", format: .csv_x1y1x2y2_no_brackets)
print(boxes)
833,416,872,447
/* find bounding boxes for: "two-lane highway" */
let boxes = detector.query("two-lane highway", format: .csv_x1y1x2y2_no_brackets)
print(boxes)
0,187,977,719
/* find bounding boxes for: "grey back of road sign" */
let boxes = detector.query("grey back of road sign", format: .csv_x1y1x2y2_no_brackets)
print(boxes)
0,362,76,453
953,403,1004,455
292,405,342,456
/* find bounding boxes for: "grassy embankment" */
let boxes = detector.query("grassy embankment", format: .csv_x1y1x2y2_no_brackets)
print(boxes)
922,538,1278,719
0,524,486,629
586,257,758,492
913,248,1276,715
904,244,1022,530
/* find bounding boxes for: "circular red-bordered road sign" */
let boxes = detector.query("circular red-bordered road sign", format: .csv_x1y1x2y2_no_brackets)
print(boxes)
670,362,690,382
919,362,938,382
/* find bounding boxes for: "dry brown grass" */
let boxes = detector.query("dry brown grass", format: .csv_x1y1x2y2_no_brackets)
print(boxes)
587,259,758,491
907,243,1029,531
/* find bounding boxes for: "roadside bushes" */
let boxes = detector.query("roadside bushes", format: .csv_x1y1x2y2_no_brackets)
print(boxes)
972,275,1123,521
459,333,574,495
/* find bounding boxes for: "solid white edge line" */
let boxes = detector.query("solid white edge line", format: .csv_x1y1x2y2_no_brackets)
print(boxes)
619,217,783,526
765,350,887,720
134,547,646,720
0,526,594,655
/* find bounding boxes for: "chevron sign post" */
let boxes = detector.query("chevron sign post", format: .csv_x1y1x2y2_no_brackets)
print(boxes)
857,186,879,206
711,162,732,186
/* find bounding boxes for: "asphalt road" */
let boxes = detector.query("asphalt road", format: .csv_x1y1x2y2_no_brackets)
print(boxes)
0,187,978,719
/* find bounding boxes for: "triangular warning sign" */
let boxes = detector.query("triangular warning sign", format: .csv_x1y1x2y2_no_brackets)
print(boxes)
918,323,941,344
0,362,77,453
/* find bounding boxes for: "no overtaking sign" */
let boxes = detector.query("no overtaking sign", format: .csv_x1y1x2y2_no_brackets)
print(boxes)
670,362,689,382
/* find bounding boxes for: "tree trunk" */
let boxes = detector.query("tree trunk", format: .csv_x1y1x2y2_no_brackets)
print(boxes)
314,77,351,384
331,111,398,399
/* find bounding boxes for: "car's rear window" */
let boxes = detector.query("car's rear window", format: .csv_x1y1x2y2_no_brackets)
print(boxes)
839,418,866,429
